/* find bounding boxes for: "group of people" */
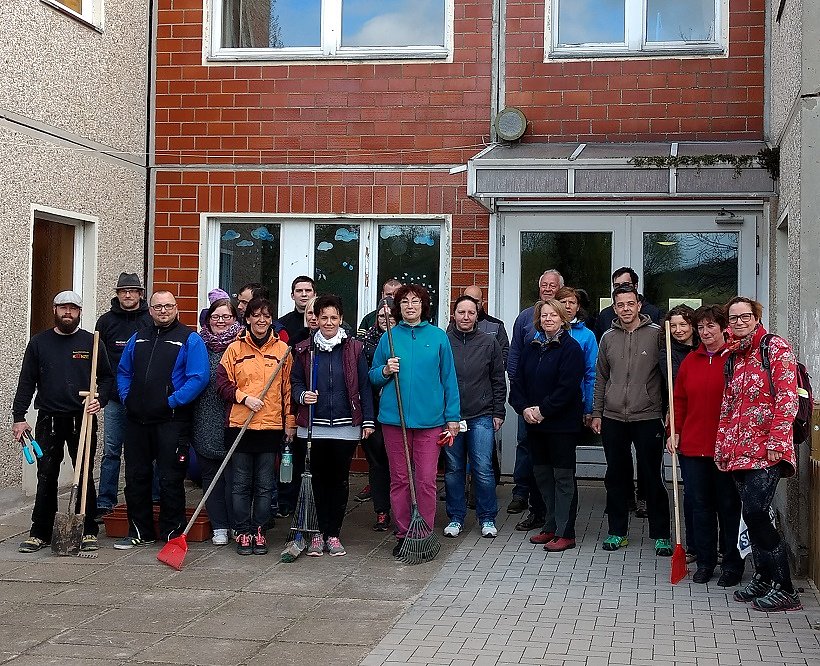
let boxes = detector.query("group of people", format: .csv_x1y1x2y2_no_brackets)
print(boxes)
11,265,802,611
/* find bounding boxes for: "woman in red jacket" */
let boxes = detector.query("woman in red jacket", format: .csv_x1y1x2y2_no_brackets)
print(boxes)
666,305,743,586
715,297,800,612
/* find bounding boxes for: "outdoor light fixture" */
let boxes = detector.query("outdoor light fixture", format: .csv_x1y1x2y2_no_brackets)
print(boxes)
495,107,528,142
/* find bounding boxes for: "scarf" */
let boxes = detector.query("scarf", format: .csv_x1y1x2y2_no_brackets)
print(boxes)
314,327,347,352
533,328,563,347
721,322,760,358
199,321,242,353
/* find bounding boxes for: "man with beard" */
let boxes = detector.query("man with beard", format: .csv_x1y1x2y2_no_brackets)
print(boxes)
12,291,113,553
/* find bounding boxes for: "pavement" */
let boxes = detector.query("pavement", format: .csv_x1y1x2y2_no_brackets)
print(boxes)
0,479,818,665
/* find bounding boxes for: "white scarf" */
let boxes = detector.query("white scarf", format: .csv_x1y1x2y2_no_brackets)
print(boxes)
314,327,347,352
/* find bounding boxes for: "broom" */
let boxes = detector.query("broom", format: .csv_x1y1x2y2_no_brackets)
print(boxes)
382,299,440,565
665,320,688,584
158,346,292,570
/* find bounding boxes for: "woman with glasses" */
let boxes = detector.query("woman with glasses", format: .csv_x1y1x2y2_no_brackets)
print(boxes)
217,297,296,555
715,297,801,611
369,284,461,557
193,298,242,545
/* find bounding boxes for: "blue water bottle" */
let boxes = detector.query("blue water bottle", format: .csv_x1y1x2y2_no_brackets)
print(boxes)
280,444,293,483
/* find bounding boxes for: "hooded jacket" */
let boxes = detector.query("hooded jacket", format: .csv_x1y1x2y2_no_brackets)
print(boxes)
568,319,598,415
592,315,663,422
95,297,151,401
446,324,506,421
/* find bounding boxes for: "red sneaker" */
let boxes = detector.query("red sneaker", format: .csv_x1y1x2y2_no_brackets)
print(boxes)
544,537,576,552
529,530,555,545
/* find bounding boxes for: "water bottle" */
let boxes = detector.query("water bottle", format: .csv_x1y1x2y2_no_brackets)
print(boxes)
280,444,293,483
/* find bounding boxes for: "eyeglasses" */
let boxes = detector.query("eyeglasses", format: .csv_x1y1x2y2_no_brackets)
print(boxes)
613,281,634,289
210,313,235,321
150,303,176,312
118,289,141,295
728,312,754,324
400,299,422,307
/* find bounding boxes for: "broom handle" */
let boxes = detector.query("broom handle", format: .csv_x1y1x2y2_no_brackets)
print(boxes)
665,321,683,547
79,331,101,516
181,346,292,536
383,303,418,506
306,341,315,467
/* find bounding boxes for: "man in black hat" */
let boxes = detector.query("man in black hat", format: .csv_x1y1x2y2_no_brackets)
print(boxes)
94,273,152,520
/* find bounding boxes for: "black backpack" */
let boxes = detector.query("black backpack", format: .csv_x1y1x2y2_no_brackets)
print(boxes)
724,334,814,444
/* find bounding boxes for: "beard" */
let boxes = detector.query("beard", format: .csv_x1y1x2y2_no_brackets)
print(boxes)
54,313,80,334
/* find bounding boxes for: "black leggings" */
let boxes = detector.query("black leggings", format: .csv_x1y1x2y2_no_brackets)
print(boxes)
310,438,357,538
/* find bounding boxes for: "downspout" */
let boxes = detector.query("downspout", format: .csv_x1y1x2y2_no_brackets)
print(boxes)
490,0,505,141
143,0,157,291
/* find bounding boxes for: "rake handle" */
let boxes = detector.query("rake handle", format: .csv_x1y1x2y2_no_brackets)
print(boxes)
665,321,683,547
181,346,292,537
79,331,101,516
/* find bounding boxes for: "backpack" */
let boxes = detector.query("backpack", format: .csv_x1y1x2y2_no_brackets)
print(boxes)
724,333,814,444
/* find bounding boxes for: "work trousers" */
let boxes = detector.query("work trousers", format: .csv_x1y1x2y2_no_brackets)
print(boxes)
361,426,391,515
529,430,579,539
310,438,358,538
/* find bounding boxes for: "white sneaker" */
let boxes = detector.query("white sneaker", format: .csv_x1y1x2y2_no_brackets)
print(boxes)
212,529,229,545
443,521,462,537
481,521,498,538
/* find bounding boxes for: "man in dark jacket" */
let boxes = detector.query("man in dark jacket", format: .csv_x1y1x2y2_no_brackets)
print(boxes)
115,291,209,548
593,267,661,340
443,296,506,538
94,272,152,519
12,291,113,553
464,285,509,367
277,276,316,341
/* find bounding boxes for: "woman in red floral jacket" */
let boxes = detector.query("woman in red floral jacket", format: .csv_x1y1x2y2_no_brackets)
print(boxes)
715,297,800,612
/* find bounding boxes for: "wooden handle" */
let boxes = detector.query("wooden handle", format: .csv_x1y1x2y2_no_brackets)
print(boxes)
80,331,100,516
665,321,682,546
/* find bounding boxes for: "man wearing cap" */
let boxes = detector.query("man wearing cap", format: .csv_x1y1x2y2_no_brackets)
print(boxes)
115,290,209,548
12,291,114,553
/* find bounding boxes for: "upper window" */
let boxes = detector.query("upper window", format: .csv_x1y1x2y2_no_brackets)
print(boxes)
212,0,451,61
549,0,724,57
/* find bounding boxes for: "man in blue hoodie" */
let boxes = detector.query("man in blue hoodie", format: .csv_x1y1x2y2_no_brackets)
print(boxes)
115,291,209,548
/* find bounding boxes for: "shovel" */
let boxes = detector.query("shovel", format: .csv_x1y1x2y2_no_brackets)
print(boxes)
52,331,100,556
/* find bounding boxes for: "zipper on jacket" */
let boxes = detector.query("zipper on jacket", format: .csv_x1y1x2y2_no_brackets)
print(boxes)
144,327,161,384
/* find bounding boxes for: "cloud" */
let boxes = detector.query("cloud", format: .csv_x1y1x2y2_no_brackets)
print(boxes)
379,226,403,239
413,233,435,247
317,241,334,252
251,226,275,241
345,0,444,47
334,228,359,242
221,229,240,241
236,240,254,247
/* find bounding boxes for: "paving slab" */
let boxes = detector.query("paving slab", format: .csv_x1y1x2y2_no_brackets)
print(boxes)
134,635,264,665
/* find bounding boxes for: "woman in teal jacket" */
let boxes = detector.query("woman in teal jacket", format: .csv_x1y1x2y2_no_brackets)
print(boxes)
369,285,461,556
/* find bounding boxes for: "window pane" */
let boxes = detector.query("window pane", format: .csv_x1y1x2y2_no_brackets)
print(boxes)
646,0,716,42
56,0,83,13
642,232,738,317
342,0,446,47
314,224,361,326
219,223,281,307
557,0,625,46
377,224,441,324
221,0,321,48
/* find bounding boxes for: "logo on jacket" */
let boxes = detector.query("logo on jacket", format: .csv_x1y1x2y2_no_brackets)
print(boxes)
641,350,647,355
72,351,91,360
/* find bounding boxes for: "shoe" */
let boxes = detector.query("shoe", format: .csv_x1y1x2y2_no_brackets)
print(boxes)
686,551,697,564
692,567,714,584
751,583,803,612
529,530,555,545
275,508,292,519
253,528,268,555
655,539,673,556
634,500,648,518
717,571,743,588
307,534,324,557
544,537,576,552
327,536,346,556
734,573,771,602
392,538,405,558
355,485,372,502
481,521,497,538
515,512,543,531
443,521,462,538
236,533,253,556
80,535,99,552
18,536,49,553
211,529,229,546
372,513,390,532
602,535,628,551
113,536,155,550
94,507,113,523
507,497,527,514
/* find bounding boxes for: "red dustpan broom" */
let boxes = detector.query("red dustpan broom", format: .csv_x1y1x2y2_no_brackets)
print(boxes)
158,347,292,570
665,320,688,584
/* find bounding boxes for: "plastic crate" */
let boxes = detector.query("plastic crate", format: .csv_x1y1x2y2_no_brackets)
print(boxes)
102,503,212,542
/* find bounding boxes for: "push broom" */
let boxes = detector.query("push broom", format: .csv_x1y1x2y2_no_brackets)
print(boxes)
382,299,440,565
665,320,689,585
158,347,292,570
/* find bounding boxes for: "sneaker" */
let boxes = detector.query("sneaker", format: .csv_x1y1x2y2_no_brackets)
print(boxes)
372,513,390,532
481,521,498,538
507,496,527,514
734,573,772,602
80,535,99,552
253,528,268,555
443,521,462,538
327,536,346,556
634,500,648,518
655,539,673,556
211,529,229,546
515,512,543,531
113,536,155,550
392,538,405,558
18,536,49,553
544,537,576,552
751,583,803,612
94,507,113,523
355,485,372,502
236,533,253,555
529,530,555,545
307,534,325,557
602,535,628,551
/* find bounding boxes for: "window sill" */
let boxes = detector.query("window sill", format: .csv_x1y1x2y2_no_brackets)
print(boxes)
40,0,103,33
209,48,450,63
548,46,725,60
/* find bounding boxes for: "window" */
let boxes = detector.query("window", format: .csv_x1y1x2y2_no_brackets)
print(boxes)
41,0,102,29
550,0,724,57
213,0,451,60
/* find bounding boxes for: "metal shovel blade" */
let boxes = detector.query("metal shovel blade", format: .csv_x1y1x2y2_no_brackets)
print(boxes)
51,511,84,556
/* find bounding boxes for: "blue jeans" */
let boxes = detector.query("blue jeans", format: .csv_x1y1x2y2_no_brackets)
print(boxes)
511,416,546,515
232,451,275,535
444,415,498,524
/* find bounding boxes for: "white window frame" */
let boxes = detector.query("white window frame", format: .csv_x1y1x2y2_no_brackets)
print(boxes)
41,0,104,32
209,0,454,62
547,0,726,59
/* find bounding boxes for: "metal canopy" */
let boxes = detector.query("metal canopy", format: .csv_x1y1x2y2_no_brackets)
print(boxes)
467,141,775,211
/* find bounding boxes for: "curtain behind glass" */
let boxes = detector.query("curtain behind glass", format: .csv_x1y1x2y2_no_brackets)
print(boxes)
222,0,279,48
